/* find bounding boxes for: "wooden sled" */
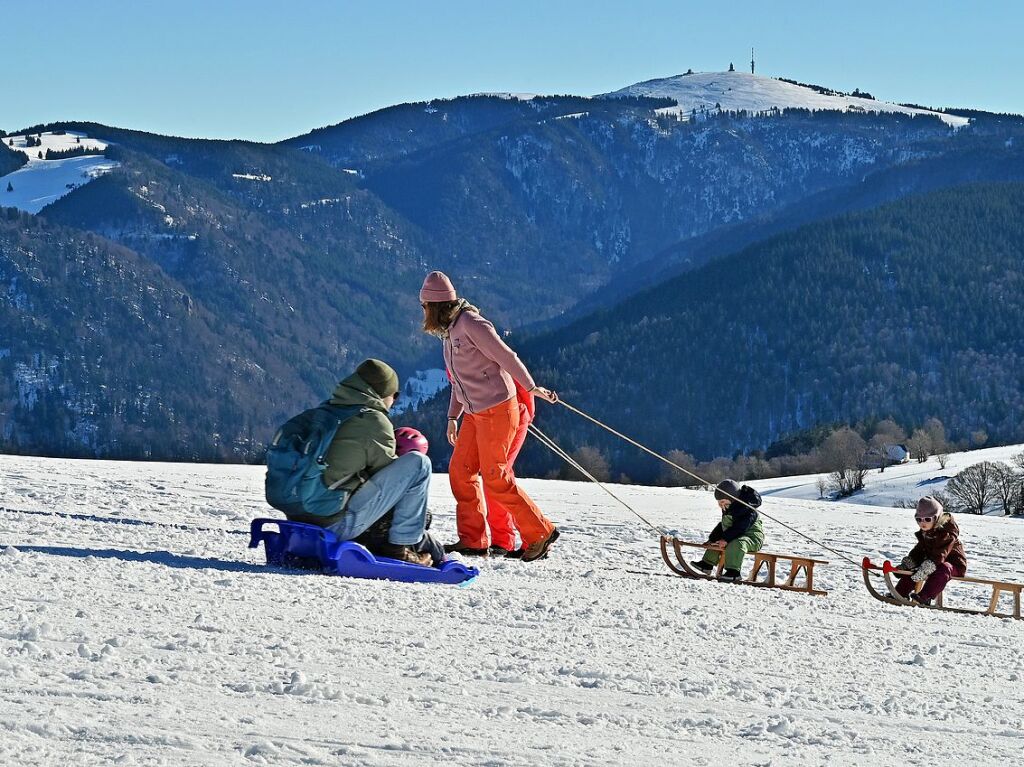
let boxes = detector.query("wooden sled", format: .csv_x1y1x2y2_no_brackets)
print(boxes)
660,536,829,596
861,558,1022,620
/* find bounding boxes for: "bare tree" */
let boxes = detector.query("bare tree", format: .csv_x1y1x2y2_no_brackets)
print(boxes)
992,463,1023,516
822,427,869,497
907,429,931,464
869,419,907,472
936,453,950,470
923,418,948,454
945,462,999,515
869,434,891,472
566,446,611,483
1013,451,1024,474
699,457,734,487
657,449,701,487
816,476,828,499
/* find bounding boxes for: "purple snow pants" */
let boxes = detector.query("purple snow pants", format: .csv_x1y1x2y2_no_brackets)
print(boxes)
896,561,966,601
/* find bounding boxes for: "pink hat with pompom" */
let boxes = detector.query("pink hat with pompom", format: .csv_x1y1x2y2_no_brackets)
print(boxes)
419,271,457,303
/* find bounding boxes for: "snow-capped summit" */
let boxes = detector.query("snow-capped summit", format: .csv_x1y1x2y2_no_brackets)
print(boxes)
605,70,968,128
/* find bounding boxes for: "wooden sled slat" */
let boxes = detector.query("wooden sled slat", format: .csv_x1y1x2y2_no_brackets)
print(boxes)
861,558,1022,620
660,536,828,596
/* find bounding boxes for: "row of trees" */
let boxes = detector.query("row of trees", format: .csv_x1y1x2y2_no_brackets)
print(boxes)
45,145,104,160
943,455,1024,516
544,417,959,493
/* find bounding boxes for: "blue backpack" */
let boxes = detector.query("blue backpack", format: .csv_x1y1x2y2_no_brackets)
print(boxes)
265,403,362,518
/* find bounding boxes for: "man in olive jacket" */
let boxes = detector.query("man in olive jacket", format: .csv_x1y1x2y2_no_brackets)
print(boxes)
320,359,432,565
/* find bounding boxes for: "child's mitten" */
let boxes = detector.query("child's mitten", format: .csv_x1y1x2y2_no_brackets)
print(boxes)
911,559,936,583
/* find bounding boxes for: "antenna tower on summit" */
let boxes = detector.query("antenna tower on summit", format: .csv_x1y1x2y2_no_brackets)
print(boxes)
751,48,755,74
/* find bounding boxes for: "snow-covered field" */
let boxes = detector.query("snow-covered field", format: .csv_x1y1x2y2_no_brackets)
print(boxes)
607,71,969,128
1,131,118,214
1,453,1022,766
751,443,1024,510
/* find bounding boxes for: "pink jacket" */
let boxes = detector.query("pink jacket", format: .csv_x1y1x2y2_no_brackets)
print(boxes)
444,310,536,418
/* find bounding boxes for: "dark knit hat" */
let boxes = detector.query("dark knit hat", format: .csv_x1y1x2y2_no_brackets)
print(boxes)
714,479,741,501
356,358,399,398
915,495,943,519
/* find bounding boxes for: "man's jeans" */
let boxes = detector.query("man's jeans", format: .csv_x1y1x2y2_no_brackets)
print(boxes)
328,452,431,546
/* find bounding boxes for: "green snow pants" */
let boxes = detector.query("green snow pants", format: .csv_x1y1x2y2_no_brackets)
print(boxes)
702,533,763,571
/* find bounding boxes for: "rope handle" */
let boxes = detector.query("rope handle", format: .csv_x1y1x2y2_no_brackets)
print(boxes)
555,399,865,570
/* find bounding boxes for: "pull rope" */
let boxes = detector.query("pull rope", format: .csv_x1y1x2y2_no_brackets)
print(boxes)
527,423,667,536
555,399,865,569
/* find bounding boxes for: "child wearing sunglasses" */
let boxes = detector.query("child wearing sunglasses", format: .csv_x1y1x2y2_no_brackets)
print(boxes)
895,496,967,604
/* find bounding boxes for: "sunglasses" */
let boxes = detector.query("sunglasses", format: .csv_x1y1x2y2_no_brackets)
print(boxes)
916,516,935,524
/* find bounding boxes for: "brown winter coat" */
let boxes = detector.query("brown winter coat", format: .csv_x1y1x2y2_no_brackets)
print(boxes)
909,514,967,574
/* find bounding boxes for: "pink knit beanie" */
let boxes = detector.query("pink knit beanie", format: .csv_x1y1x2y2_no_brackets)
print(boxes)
419,271,457,303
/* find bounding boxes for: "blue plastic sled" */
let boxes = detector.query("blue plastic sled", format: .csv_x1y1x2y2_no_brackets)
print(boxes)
248,518,478,585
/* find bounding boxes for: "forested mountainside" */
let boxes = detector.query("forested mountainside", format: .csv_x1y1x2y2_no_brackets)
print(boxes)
497,183,1024,482
5,91,1024,462
0,212,276,458
0,139,28,176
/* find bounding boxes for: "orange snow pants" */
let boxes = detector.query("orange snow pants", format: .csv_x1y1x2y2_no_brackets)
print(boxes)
449,398,554,548
480,398,531,550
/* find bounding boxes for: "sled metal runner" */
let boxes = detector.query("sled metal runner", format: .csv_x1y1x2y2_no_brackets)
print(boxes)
861,558,1022,620
660,536,829,596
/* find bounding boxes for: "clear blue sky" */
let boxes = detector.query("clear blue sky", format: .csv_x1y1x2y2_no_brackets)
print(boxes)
5,0,1021,142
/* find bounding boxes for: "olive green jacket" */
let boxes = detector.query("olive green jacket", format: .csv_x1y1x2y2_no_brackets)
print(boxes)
322,372,397,494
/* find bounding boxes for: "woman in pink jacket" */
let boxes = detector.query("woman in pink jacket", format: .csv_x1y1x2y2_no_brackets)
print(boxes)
420,271,560,562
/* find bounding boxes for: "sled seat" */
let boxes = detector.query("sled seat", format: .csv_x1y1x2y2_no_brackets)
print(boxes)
958,576,1022,618
661,537,828,596
248,518,478,585
878,560,1022,618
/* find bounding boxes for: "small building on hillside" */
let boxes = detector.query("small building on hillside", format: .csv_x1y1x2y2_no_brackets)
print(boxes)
885,444,911,464
868,443,911,467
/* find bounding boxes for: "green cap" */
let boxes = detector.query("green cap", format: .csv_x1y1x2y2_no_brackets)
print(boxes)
356,358,399,398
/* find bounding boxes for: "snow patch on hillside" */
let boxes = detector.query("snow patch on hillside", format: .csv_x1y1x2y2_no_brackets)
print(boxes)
1,131,118,214
6,131,109,157
392,368,448,414
605,71,968,128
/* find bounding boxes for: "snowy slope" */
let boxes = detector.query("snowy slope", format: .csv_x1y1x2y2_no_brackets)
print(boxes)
606,71,969,128
1,131,119,214
750,443,1024,510
1,454,1022,765
392,369,449,415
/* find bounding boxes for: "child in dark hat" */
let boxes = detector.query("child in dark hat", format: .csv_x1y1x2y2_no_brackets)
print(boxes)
692,479,765,582
895,496,967,605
